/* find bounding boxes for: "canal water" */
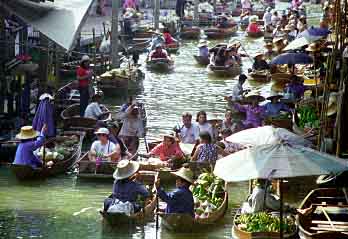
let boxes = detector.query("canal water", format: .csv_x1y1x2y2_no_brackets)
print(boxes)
0,2,323,238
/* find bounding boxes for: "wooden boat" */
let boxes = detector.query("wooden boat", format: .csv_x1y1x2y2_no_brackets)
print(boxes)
248,71,270,83
296,188,348,239
204,25,238,39
146,58,174,72
165,42,180,54
160,190,228,232
77,138,140,180
194,55,210,66
180,27,201,39
208,64,241,77
246,31,264,38
11,131,85,180
100,171,158,225
60,103,112,133
232,209,298,239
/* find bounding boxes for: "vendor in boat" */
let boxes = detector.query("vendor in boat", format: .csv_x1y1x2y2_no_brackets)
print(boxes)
212,46,227,66
118,103,144,155
147,134,184,165
263,94,291,117
225,74,248,102
155,166,194,217
163,28,177,45
175,112,200,145
103,160,150,213
77,55,93,117
84,94,110,120
149,44,171,61
233,94,265,129
196,111,214,139
247,17,261,34
252,53,270,71
89,127,121,162
197,40,209,59
191,131,227,162
220,129,245,154
284,75,305,100
13,124,53,169
264,42,276,61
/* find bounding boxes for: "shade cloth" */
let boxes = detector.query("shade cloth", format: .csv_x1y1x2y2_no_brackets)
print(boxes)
32,98,56,137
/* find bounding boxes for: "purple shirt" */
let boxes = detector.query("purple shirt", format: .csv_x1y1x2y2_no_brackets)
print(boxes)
234,103,264,127
13,133,45,169
285,83,305,99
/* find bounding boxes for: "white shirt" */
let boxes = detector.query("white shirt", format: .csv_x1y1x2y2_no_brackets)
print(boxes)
231,83,243,101
84,102,103,119
271,15,280,26
198,122,214,139
90,140,116,157
178,123,200,144
263,12,272,26
241,0,251,9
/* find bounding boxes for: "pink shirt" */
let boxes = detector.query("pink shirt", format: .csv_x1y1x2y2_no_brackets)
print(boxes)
150,142,184,161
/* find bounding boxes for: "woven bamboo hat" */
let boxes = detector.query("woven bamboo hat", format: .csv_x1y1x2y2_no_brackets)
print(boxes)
170,167,194,183
245,92,265,102
113,160,140,180
305,43,322,52
16,126,39,140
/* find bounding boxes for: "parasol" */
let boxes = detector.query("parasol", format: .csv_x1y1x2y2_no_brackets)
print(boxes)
270,52,313,65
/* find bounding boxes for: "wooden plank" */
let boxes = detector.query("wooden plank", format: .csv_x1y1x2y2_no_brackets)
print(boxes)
312,220,348,226
309,226,348,232
317,224,348,230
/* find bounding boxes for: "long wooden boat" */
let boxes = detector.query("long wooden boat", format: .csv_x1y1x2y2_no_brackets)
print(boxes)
11,131,85,180
204,25,238,39
232,209,297,239
194,55,210,66
208,64,241,77
77,138,140,180
296,188,348,239
146,58,174,72
246,31,264,38
60,103,112,133
100,171,158,225
180,27,201,39
160,190,228,232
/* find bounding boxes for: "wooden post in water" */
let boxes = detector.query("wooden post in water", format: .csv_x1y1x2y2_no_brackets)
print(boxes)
193,0,199,26
111,0,120,68
154,0,160,30
92,28,97,71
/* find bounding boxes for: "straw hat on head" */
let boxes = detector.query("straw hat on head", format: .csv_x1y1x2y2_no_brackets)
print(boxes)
39,93,54,101
267,93,283,101
273,37,284,45
160,132,177,141
253,52,264,58
16,126,39,140
170,167,194,184
95,127,110,135
249,16,258,23
306,43,321,52
284,25,292,32
81,55,90,63
113,160,140,180
198,40,209,48
245,92,265,102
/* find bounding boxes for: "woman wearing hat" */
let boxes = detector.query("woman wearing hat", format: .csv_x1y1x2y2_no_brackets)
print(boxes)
147,134,184,164
103,160,150,212
77,55,93,117
263,94,291,117
149,44,170,61
155,167,194,217
197,40,209,58
13,124,51,169
284,75,306,100
252,53,270,71
89,127,121,162
247,17,261,34
233,94,265,128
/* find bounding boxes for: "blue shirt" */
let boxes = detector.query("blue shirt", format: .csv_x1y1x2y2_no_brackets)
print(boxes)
157,186,194,217
13,133,45,169
112,179,149,203
198,46,209,57
263,102,290,117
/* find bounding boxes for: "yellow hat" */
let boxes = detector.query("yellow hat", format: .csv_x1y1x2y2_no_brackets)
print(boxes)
16,126,39,140
170,167,194,183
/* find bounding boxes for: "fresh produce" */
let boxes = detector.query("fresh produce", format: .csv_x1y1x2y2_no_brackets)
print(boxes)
191,172,225,219
235,212,296,234
297,105,319,128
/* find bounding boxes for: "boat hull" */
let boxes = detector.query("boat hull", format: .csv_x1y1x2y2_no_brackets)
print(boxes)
208,64,241,77
194,55,210,66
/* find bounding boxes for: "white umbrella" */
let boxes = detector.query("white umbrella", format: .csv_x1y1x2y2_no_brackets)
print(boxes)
226,126,311,147
283,35,322,51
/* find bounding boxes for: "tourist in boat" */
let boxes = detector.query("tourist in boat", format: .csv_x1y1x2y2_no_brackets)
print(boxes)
226,74,248,102
264,42,276,61
263,7,273,27
77,55,93,117
89,128,121,162
284,75,306,100
149,44,170,61
84,94,109,120
283,24,297,42
291,0,302,10
220,129,244,154
197,40,209,58
252,53,270,71
196,111,214,139
103,160,150,213
148,31,165,51
233,95,265,129
272,24,284,38
118,103,145,155
155,167,194,217
271,11,281,27
163,28,177,45
263,94,291,117
242,178,281,213
247,17,261,34
191,131,227,162
241,0,252,14
13,124,53,169
221,110,238,133
147,134,184,164
176,112,200,145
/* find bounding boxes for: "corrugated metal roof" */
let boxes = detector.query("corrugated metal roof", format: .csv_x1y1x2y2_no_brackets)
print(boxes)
1,0,94,51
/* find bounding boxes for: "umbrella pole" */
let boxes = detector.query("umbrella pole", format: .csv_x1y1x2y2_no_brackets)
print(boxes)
279,179,284,239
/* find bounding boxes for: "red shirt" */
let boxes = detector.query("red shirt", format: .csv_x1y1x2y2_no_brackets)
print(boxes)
76,66,90,88
163,32,174,44
150,142,184,161
247,23,261,33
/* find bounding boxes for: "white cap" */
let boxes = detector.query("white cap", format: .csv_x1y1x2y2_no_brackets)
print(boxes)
95,127,110,135
81,55,90,62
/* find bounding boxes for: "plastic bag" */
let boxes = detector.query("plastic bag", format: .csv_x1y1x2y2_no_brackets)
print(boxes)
107,199,134,216
99,35,110,54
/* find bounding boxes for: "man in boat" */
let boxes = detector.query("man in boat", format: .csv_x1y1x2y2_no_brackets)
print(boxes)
13,124,54,169
225,74,248,103
247,17,261,34
89,127,121,162
103,160,150,213
175,112,200,145
149,44,170,61
263,7,273,27
197,40,209,59
76,55,93,117
263,94,291,118
148,31,165,52
264,42,276,61
252,52,270,71
220,128,245,154
163,28,177,45
84,94,110,120
155,166,194,217
271,11,281,27
118,103,144,155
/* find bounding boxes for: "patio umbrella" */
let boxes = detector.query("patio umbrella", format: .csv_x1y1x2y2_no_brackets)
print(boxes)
297,27,331,39
226,126,311,147
32,94,56,137
283,36,322,51
270,52,313,65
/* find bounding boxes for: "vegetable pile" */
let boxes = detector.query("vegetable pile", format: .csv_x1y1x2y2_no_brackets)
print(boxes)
235,212,296,234
297,105,319,128
191,172,225,219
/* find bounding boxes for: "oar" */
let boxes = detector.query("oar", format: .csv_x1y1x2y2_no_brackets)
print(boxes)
155,173,160,239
